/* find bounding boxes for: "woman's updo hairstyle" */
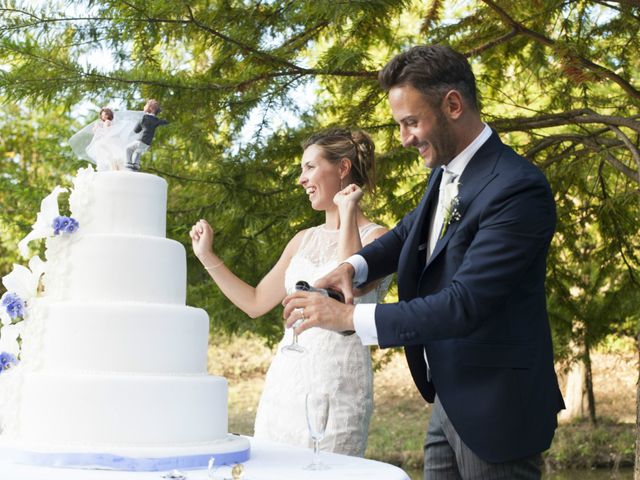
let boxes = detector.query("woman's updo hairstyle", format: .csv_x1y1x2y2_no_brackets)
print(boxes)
302,128,376,192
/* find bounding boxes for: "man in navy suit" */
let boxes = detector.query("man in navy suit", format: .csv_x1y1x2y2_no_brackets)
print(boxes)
284,45,564,479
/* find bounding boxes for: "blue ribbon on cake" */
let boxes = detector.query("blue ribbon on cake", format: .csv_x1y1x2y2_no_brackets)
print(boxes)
3,444,250,471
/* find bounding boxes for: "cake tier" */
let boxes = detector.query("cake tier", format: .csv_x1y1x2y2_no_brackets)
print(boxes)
42,302,209,374
73,171,167,237
20,373,228,446
48,234,186,304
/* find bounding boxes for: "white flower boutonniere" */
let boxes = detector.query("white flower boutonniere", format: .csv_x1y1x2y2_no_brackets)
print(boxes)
440,179,462,239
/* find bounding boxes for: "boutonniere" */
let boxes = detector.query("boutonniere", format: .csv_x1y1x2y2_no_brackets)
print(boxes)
440,179,462,239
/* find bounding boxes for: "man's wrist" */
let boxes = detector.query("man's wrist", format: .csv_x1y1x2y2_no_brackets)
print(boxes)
339,303,356,336
340,261,356,278
344,254,368,286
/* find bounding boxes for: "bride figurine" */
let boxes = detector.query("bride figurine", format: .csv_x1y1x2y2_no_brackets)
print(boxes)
68,107,143,171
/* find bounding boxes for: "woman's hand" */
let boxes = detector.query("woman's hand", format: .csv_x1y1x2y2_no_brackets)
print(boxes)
333,183,364,211
190,219,215,260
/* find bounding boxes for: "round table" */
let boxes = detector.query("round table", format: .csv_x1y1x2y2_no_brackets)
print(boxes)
0,436,411,480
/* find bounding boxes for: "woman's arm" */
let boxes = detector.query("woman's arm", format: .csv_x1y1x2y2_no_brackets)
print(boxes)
334,184,388,261
334,184,389,295
190,219,305,319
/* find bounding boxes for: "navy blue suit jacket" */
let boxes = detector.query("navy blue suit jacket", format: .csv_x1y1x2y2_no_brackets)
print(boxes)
358,132,564,463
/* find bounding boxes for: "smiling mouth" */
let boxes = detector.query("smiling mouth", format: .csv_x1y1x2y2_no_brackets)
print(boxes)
417,143,431,157
305,187,316,195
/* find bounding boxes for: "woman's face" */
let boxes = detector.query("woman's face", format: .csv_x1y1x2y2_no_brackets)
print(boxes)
299,145,341,211
100,111,110,121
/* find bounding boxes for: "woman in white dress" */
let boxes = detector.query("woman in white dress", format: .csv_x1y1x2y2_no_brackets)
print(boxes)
190,128,390,456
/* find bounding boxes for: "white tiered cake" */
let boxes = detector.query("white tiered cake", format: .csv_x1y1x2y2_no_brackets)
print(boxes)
0,169,249,471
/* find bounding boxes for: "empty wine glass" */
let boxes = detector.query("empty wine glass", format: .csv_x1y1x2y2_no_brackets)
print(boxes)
207,457,215,479
280,308,306,355
304,392,330,470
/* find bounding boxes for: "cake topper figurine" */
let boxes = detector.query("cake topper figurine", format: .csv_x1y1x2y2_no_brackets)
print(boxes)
68,107,142,171
93,107,113,130
125,99,168,172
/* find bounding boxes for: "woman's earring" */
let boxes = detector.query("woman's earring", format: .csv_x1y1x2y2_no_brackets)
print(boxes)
340,178,344,190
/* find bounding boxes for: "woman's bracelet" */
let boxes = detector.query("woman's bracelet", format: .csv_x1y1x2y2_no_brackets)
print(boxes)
204,260,224,271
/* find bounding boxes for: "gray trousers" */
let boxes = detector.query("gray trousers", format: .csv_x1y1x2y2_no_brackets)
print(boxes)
125,140,149,168
424,396,542,480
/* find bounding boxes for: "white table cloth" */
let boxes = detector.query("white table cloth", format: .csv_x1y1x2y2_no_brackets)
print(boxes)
0,436,411,480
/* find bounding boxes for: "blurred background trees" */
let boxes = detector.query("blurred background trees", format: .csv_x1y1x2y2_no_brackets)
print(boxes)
0,0,638,425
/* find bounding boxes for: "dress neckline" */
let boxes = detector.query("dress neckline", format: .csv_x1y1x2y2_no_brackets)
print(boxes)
319,223,376,233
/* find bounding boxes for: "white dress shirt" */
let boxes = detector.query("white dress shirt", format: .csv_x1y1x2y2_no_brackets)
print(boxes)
350,124,493,345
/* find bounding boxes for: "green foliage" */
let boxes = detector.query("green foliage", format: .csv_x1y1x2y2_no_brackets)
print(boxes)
0,102,81,274
546,420,635,469
0,0,638,349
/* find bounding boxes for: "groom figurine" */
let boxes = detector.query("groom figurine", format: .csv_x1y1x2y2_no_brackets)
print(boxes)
284,45,564,479
125,99,168,171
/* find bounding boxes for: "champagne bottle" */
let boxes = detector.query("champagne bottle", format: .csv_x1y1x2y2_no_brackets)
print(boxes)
294,281,354,335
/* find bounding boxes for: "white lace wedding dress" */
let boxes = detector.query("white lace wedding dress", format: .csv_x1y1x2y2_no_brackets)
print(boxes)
253,223,390,456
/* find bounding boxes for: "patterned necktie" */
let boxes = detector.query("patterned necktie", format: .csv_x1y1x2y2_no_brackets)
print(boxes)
427,167,457,260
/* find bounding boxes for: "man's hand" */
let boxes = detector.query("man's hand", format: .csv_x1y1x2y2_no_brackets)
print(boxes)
313,262,357,304
283,291,355,335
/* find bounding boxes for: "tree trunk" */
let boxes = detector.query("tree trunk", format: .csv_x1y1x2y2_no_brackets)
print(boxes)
559,358,585,423
583,342,597,426
634,331,640,480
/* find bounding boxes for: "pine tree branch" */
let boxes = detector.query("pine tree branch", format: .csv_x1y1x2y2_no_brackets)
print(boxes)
421,0,444,34
596,161,640,284
530,133,639,182
183,5,306,73
480,0,640,101
183,5,375,78
148,166,288,196
465,29,518,57
606,125,640,181
491,109,640,133
491,110,640,183
603,150,639,184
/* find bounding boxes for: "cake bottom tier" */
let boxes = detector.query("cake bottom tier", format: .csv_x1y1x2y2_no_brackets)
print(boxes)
0,434,250,471
19,373,228,445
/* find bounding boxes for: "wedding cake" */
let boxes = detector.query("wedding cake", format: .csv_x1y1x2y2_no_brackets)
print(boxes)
0,168,250,471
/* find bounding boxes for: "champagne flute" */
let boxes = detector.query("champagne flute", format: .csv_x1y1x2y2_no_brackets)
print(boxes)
281,280,345,355
304,392,330,470
207,456,215,479
280,307,306,355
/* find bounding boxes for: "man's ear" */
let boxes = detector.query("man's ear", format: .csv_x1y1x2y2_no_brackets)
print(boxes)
442,90,464,120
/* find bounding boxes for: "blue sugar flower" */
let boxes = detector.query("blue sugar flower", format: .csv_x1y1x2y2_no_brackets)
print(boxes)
0,351,18,373
52,216,65,235
64,218,79,233
1,292,24,319
59,216,70,231
52,216,79,235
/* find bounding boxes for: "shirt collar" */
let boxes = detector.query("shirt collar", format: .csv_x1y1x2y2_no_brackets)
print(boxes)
443,123,492,177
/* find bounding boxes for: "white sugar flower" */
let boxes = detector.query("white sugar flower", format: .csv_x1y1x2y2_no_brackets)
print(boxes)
18,186,67,258
0,322,24,357
1,256,46,301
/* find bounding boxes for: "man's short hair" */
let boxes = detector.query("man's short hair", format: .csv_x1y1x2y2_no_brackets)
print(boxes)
378,44,479,111
145,99,161,114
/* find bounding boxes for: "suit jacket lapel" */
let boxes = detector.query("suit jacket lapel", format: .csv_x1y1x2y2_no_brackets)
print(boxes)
425,132,504,268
